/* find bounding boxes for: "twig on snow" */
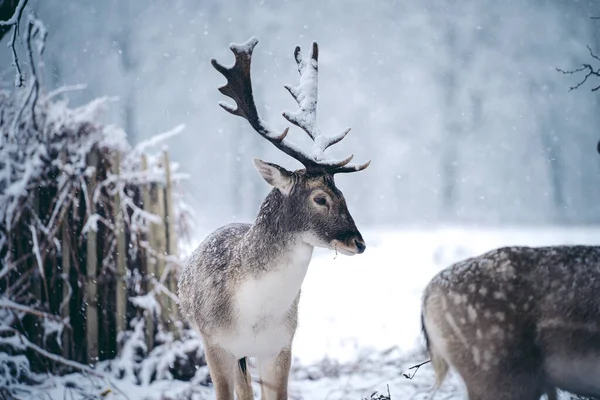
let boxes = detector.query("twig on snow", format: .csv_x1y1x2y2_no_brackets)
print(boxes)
402,359,431,380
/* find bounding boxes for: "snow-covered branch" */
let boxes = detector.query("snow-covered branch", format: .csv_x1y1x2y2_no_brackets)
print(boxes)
0,297,62,321
0,0,30,87
0,0,28,26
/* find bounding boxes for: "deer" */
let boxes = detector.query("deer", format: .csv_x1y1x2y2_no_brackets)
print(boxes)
178,37,369,400
421,245,600,400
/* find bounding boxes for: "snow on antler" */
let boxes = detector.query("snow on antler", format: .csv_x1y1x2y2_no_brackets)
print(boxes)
282,42,351,162
213,37,370,173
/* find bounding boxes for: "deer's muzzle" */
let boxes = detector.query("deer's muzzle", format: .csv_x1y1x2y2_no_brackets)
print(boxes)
332,233,366,256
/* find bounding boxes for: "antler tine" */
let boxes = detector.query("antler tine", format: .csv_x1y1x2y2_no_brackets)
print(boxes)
329,160,372,174
282,43,316,140
211,37,316,166
211,38,258,122
282,42,368,174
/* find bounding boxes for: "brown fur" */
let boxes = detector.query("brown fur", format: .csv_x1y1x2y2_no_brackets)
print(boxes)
258,348,292,400
178,167,365,400
422,246,600,400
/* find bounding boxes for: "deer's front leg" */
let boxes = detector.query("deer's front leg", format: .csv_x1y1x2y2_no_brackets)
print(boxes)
204,344,236,400
258,347,292,400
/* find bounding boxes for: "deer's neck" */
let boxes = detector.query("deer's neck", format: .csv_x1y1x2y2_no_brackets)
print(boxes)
241,189,312,272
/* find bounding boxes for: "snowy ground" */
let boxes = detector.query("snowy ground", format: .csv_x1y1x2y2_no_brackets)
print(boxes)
37,226,600,400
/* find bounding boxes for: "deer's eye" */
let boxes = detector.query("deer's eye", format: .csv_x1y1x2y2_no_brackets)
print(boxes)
314,197,327,206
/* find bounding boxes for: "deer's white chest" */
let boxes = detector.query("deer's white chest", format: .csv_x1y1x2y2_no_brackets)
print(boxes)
218,243,313,358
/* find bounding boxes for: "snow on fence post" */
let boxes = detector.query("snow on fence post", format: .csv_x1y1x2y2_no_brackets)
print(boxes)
113,151,128,349
141,154,155,350
163,150,179,327
149,164,170,332
85,148,99,364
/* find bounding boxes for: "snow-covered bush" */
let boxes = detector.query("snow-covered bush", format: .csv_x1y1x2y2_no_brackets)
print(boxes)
0,8,202,398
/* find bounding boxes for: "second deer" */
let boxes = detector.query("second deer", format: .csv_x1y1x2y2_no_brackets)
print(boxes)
422,245,600,399
178,38,369,400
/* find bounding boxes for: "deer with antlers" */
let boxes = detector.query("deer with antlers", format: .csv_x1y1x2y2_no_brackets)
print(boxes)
178,38,369,400
422,245,600,399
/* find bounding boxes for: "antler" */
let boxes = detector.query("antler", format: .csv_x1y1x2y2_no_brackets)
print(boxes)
211,37,370,174
282,43,370,173
211,37,316,168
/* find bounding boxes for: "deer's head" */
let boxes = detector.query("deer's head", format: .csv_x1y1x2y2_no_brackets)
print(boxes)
253,159,365,254
212,38,369,255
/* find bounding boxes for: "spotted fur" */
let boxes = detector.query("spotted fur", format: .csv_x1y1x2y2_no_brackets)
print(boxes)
422,246,600,399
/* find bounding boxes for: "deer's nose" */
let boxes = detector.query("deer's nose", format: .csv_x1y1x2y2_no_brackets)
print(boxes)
355,239,366,254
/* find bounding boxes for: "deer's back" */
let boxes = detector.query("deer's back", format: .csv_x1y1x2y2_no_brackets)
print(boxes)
178,223,251,335
423,245,600,397
424,245,600,324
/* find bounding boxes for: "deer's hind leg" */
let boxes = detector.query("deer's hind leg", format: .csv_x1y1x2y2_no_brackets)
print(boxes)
235,357,254,400
204,344,236,400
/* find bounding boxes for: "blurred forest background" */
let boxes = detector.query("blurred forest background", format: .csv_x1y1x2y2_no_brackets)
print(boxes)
12,0,600,229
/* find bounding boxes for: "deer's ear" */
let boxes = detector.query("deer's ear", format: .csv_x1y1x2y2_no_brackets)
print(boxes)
253,158,294,195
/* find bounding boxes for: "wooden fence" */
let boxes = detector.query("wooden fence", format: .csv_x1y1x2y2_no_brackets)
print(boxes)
11,146,182,367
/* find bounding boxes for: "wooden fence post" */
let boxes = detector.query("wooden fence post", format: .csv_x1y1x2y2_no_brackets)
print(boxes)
59,150,72,359
148,170,168,331
85,149,99,364
61,206,72,359
163,151,179,327
140,155,155,350
113,152,127,349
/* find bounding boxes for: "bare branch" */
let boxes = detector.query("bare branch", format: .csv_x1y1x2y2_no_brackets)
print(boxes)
556,38,600,155
557,46,600,92
8,13,45,135
588,44,600,64
8,16,23,87
24,13,46,129
0,0,29,87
